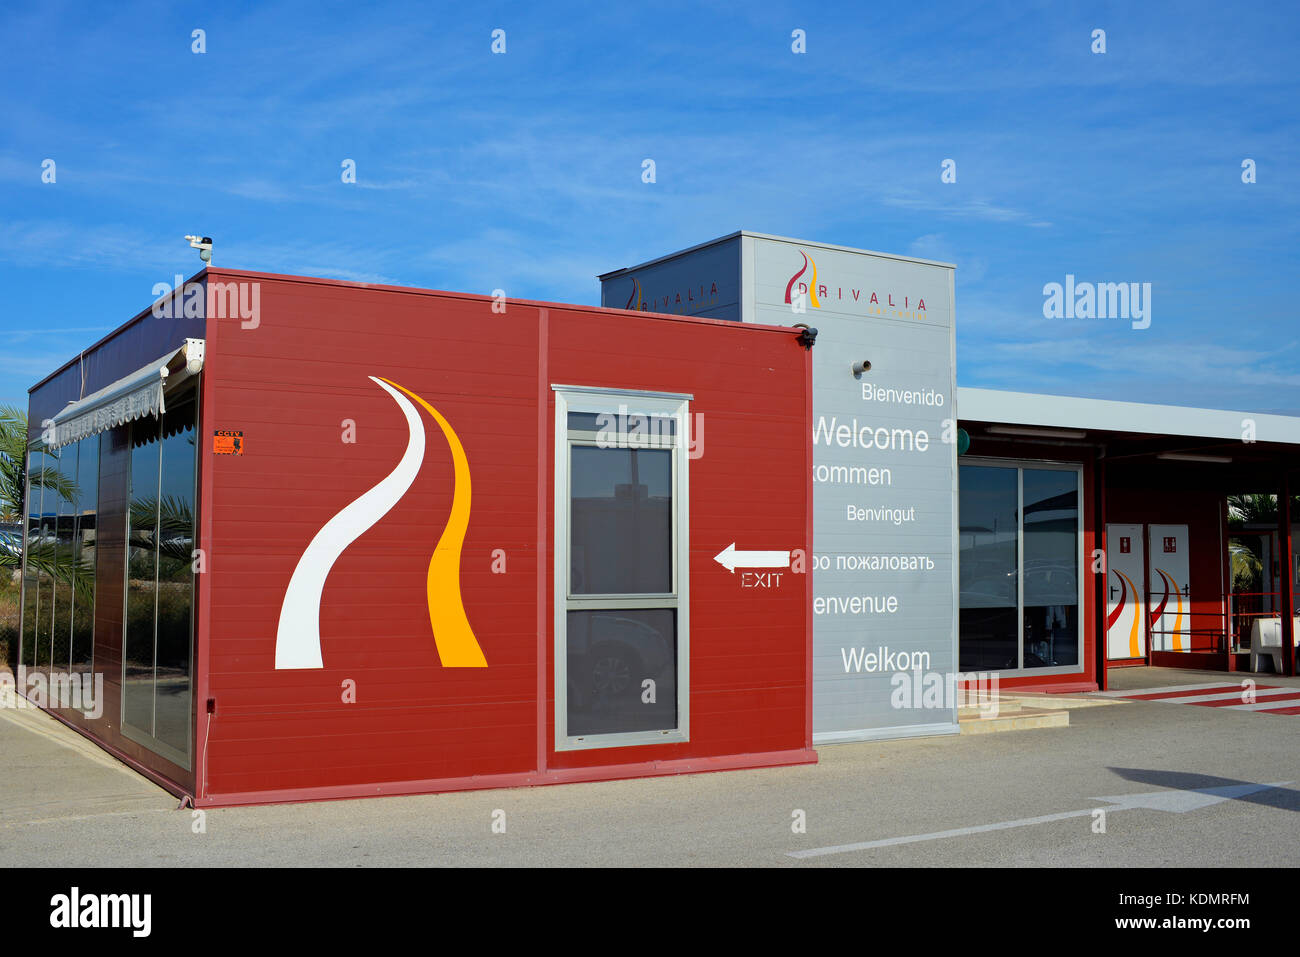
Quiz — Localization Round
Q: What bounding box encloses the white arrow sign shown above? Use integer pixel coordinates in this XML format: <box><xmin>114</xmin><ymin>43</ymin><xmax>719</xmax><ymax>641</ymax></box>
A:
<box><xmin>714</xmin><ymin>543</ymin><xmax>791</xmax><ymax>574</ymax></box>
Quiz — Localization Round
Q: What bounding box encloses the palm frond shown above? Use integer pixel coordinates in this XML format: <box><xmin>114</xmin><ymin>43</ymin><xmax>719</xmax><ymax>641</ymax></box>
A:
<box><xmin>12</xmin><ymin>541</ymin><xmax>95</xmax><ymax>605</ymax></box>
<box><xmin>0</xmin><ymin>406</ymin><xmax>80</xmax><ymax>517</ymax></box>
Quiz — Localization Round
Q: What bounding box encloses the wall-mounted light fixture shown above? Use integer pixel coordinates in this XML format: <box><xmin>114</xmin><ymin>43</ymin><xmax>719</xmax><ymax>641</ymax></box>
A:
<box><xmin>1156</xmin><ymin>452</ymin><xmax>1232</xmax><ymax>464</ymax></box>
<box><xmin>986</xmin><ymin>425</ymin><xmax>1087</xmax><ymax>440</ymax></box>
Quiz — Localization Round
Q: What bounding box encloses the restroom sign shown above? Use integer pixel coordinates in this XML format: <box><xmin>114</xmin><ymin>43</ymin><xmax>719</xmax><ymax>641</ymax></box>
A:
<box><xmin>1120</xmin><ymin>537</ymin><xmax>1131</xmax><ymax>553</ymax></box>
<box><xmin>1163</xmin><ymin>537</ymin><xmax>1177</xmax><ymax>553</ymax></box>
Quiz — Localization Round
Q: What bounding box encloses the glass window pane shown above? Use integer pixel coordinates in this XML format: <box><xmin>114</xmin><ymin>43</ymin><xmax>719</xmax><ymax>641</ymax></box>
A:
<box><xmin>567</xmin><ymin>411</ymin><xmax>676</xmax><ymax>440</ymax></box>
<box><xmin>124</xmin><ymin>418</ymin><xmax>160</xmax><ymax>736</ymax></box>
<box><xmin>21</xmin><ymin>450</ymin><xmax>42</xmax><ymax>670</ymax></box>
<box><xmin>959</xmin><ymin>465</ymin><xmax>1019</xmax><ymax>671</ymax></box>
<box><xmin>570</xmin><ymin>446</ymin><xmax>672</xmax><ymax>594</ymax></box>
<box><xmin>50</xmin><ymin>444</ymin><xmax>77</xmax><ymax>676</ymax></box>
<box><xmin>1022</xmin><ymin>469</ymin><xmax>1079</xmax><ymax>668</ymax></box>
<box><xmin>32</xmin><ymin>448</ymin><xmax>53</xmax><ymax>669</ymax></box>
<box><xmin>154</xmin><ymin>393</ymin><xmax>196</xmax><ymax>755</ymax></box>
<box><xmin>19</xmin><ymin>554</ymin><xmax>37</xmax><ymax>670</ymax></box>
<box><xmin>71</xmin><ymin>435</ymin><xmax>99</xmax><ymax>677</ymax></box>
<box><xmin>566</xmin><ymin>609</ymin><xmax>677</xmax><ymax>736</ymax></box>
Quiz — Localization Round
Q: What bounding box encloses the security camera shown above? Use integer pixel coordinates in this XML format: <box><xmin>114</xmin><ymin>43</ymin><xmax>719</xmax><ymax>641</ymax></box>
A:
<box><xmin>853</xmin><ymin>360</ymin><xmax>872</xmax><ymax>376</ymax></box>
<box><xmin>792</xmin><ymin>323</ymin><xmax>818</xmax><ymax>350</ymax></box>
<box><xmin>184</xmin><ymin>235</ymin><xmax>213</xmax><ymax>264</ymax></box>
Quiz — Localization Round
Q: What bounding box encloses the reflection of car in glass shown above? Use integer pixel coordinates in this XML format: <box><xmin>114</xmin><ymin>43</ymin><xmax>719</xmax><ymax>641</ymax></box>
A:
<box><xmin>24</xmin><ymin>528</ymin><xmax>58</xmax><ymax>549</ymax></box>
<box><xmin>1022</xmin><ymin>560</ymin><xmax>1077</xmax><ymax>603</ymax></box>
<box><xmin>958</xmin><ymin>606</ymin><xmax>1019</xmax><ymax>671</ymax></box>
<box><xmin>567</xmin><ymin>614</ymin><xmax>673</xmax><ymax>711</ymax></box>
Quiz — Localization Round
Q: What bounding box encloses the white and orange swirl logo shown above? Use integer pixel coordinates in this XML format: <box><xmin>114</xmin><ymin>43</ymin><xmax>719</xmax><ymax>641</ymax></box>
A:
<box><xmin>274</xmin><ymin>375</ymin><xmax>487</xmax><ymax>670</ymax></box>
<box><xmin>784</xmin><ymin>250</ymin><xmax>821</xmax><ymax>308</ymax></box>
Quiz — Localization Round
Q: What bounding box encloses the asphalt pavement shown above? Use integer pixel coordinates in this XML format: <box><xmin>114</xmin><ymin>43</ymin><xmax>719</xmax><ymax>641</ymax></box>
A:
<box><xmin>1</xmin><ymin>667</ymin><xmax>1296</xmax><ymax>867</ymax></box>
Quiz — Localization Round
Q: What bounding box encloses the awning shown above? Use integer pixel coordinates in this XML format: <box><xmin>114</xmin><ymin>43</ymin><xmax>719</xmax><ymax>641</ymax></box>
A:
<box><xmin>47</xmin><ymin>338</ymin><xmax>205</xmax><ymax>449</ymax></box>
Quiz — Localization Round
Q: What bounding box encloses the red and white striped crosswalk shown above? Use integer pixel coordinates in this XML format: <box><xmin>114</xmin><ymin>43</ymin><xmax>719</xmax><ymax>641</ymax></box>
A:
<box><xmin>1094</xmin><ymin>682</ymin><xmax>1300</xmax><ymax>716</ymax></box>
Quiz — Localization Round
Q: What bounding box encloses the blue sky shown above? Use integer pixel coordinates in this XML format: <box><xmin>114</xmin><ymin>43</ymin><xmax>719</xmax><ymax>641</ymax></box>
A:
<box><xmin>1</xmin><ymin>0</ymin><xmax>1297</xmax><ymax>411</ymax></box>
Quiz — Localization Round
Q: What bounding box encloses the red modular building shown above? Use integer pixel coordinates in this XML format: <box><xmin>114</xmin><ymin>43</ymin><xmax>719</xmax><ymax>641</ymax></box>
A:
<box><xmin>16</xmin><ymin>269</ymin><xmax>816</xmax><ymax>806</ymax></box>
<box><xmin>20</xmin><ymin>258</ymin><xmax>1300</xmax><ymax>806</ymax></box>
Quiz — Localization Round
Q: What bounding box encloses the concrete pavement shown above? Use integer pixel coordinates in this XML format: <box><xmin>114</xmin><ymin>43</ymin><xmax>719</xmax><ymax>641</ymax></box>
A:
<box><xmin>1</xmin><ymin>668</ymin><xmax>1296</xmax><ymax>867</ymax></box>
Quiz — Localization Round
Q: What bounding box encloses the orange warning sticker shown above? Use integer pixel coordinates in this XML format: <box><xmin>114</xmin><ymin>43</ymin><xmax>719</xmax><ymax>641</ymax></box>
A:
<box><xmin>214</xmin><ymin>430</ymin><xmax>244</xmax><ymax>455</ymax></box>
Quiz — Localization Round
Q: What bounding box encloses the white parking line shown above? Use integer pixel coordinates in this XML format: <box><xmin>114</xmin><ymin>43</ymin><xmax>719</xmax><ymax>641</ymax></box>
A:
<box><xmin>788</xmin><ymin>808</ymin><xmax>1095</xmax><ymax>858</ymax></box>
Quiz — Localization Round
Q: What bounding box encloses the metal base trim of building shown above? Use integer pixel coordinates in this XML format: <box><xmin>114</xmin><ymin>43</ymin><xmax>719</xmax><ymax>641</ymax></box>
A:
<box><xmin>194</xmin><ymin>748</ymin><xmax>820</xmax><ymax>808</ymax></box>
<box><xmin>813</xmin><ymin>722</ymin><xmax>961</xmax><ymax>745</ymax></box>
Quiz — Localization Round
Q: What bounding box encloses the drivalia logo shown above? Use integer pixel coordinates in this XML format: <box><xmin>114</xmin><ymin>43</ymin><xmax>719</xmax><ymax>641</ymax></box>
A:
<box><xmin>274</xmin><ymin>375</ymin><xmax>487</xmax><ymax>670</ymax></box>
<box><xmin>784</xmin><ymin>250</ymin><xmax>821</xmax><ymax>308</ymax></box>
<box><xmin>620</xmin><ymin>275</ymin><xmax>720</xmax><ymax>313</ymax></box>
<box><xmin>784</xmin><ymin>249</ymin><xmax>928</xmax><ymax>317</ymax></box>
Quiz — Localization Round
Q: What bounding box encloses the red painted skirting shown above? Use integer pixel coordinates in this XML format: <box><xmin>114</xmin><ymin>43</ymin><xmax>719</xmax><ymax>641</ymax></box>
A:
<box><xmin>1150</xmin><ymin>651</ymin><xmax>1227</xmax><ymax>670</ymax></box>
<box><xmin>195</xmin><ymin>748</ymin><xmax>819</xmax><ymax>808</ymax></box>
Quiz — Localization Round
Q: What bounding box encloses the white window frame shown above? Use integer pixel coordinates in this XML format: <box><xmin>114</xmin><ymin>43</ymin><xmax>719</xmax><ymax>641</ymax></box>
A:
<box><xmin>552</xmin><ymin>385</ymin><xmax>692</xmax><ymax>751</ymax></box>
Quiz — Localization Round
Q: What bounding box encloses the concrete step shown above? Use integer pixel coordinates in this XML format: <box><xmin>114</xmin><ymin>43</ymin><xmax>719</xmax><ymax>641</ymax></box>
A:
<box><xmin>958</xmin><ymin>706</ymin><xmax>1070</xmax><ymax>735</ymax></box>
<box><xmin>958</xmin><ymin>703</ymin><xmax>1021</xmax><ymax>718</ymax></box>
<box><xmin>1010</xmin><ymin>693</ymin><xmax>1124</xmax><ymax>710</ymax></box>
<box><xmin>957</xmin><ymin>695</ymin><xmax>1023</xmax><ymax>718</ymax></box>
<box><xmin>958</xmin><ymin>692</ymin><xmax>1125</xmax><ymax>720</ymax></box>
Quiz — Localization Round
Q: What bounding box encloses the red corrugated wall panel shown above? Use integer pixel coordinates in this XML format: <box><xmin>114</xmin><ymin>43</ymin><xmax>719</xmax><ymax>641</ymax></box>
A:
<box><xmin>196</xmin><ymin>271</ymin><xmax>812</xmax><ymax>803</ymax></box>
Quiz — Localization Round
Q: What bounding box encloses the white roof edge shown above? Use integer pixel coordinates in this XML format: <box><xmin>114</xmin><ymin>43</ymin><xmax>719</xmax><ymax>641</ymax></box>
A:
<box><xmin>597</xmin><ymin>230</ymin><xmax>956</xmax><ymax>279</ymax></box>
<box><xmin>737</xmin><ymin>232</ymin><xmax>957</xmax><ymax>269</ymax></box>
<box><xmin>957</xmin><ymin>387</ymin><xmax>1300</xmax><ymax>446</ymax></box>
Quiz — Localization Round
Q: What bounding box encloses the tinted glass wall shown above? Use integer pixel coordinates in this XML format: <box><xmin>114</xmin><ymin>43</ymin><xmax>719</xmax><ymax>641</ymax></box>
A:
<box><xmin>957</xmin><ymin>466</ymin><xmax>1018</xmax><ymax>671</ymax></box>
<box><xmin>1021</xmin><ymin>469</ymin><xmax>1080</xmax><ymax>669</ymax></box>
<box><xmin>958</xmin><ymin>462</ymin><xmax>1081</xmax><ymax>672</ymax></box>
<box><xmin>19</xmin><ymin>434</ymin><xmax>99</xmax><ymax>699</ymax></box>
<box><xmin>123</xmin><ymin>389</ymin><xmax>198</xmax><ymax>765</ymax></box>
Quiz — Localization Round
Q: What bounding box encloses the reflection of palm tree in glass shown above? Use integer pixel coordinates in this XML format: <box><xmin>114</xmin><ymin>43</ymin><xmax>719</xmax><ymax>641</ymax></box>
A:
<box><xmin>1230</xmin><ymin>541</ymin><xmax>1263</xmax><ymax>590</ymax></box>
<box><xmin>14</xmin><ymin>461</ymin><xmax>92</xmax><ymax>605</ymax></box>
<box><xmin>129</xmin><ymin>496</ymin><xmax>194</xmax><ymax>569</ymax></box>
<box><xmin>1</xmin><ymin>406</ymin><xmax>74</xmax><ymax>538</ymax></box>
<box><xmin>129</xmin><ymin>495</ymin><xmax>194</xmax><ymax>682</ymax></box>
<box><xmin>1228</xmin><ymin>494</ymin><xmax>1279</xmax><ymax>527</ymax></box>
